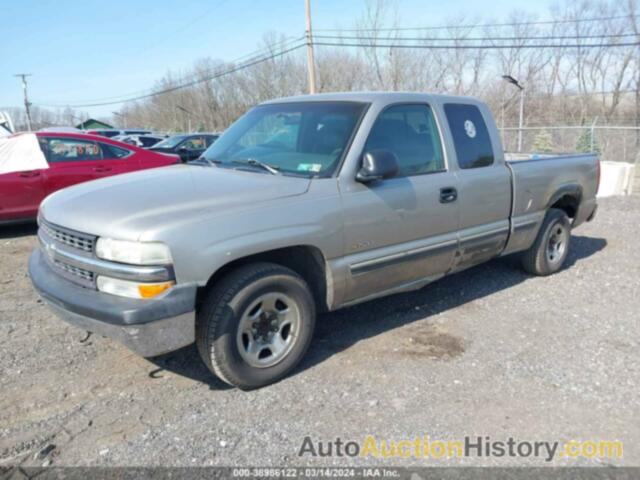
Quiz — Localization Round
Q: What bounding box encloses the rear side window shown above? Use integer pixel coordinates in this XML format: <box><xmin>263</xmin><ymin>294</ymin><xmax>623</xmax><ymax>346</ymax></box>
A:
<box><xmin>444</xmin><ymin>104</ymin><xmax>494</xmax><ymax>169</ymax></box>
<box><xmin>101</xmin><ymin>143</ymin><xmax>131</xmax><ymax>159</ymax></box>
<box><xmin>365</xmin><ymin>104</ymin><xmax>445</xmax><ymax>177</ymax></box>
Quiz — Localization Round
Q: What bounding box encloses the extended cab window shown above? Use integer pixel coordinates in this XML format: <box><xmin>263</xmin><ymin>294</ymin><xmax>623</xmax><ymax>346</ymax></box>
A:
<box><xmin>444</xmin><ymin>103</ymin><xmax>494</xmax><ymax>169</ymax></box>
<box><xmin>365</xmin><ymin>104</ymin><xmax>445</xmax><ymax>177</ymax></box>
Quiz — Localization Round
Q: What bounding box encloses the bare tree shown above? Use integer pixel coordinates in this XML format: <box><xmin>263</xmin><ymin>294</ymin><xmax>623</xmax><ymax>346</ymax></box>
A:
<box><xmin>71</xmin><ymin>0</ymin><xmax>636</xmax><ymax>145</ymax></box>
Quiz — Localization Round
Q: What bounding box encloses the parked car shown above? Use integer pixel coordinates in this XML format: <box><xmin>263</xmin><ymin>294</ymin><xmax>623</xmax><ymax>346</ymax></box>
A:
<box><xmin>114</xmin><ymin>134</ymin><xmax>166</xmax><ymax>148</ymax></box>
<box><xmin>149</xmin><ymin>133</ymin><xmax>219</xmax><ymax>162</ymax></box>
<box><xmin>39</xmin><ymin>127</ymin><xmax>83</xmax><ymax>133</ymax></box>
<box><xmin>0</xmin><ymin>132</ymin><xmax>180</xmax><ymax>223</ymax></box>
<box><xmin>30</xmin><ymin>93</ymin><xmax>599</xmax><ymax>389</ymax></box>
<box><xmin>87</xmin><ymin>129</ymin><xmax>153</xmax><ymax>138</ymax></box>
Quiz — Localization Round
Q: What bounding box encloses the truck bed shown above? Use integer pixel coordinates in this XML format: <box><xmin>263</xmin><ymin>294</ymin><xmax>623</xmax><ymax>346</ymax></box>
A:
<box><xmin>502</xmin><ymin>152</ymin><xmax>599</xmax><ymax>255</ymax></box>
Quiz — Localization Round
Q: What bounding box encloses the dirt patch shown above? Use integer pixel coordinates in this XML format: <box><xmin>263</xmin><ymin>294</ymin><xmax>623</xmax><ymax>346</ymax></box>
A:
<box><xmin>401</xmin><ymin>325</ymin><xmax>465</xmax><ymax>360</ymax></box>
<box><xmin>0</xmin><ymin>196</ymin><xmax>638</xmax><ymax>467</ymax></box>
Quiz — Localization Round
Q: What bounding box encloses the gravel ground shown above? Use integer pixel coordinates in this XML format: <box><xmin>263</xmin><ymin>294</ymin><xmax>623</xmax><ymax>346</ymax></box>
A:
<box><xmin>0</xmin><ymin>195</ymin><xmax>638</xmax><ymax>469</ymax></box>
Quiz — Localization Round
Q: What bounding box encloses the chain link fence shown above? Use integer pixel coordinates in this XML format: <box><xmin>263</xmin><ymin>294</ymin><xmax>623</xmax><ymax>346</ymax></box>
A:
<box><xmin>499</xmin><ymin>126</ymin><xmax>640</xmax><ymax>165</ymax></box>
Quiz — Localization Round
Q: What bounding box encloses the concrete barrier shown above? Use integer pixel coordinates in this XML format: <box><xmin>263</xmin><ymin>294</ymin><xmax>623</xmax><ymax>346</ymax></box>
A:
<box><xmin>597</xmin><ymin>161</ymin><xmax>635</xmax><ymax>197</ymax></box>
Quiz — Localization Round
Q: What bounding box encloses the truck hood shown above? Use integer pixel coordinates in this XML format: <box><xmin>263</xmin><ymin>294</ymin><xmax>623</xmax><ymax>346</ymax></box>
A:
<box><xmin>40</xmin><ymin>165</ymin><xmax>311</xmax><ymax>240</ymax></box>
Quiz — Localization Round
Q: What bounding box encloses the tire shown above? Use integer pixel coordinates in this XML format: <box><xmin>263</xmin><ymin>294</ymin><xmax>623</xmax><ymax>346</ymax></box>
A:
<box><xmin>521</xmin><ymin>208</ymin><xmax>571</xmax><ymax>276</ymax></box>
<box><xmin>196</xmin><ymin>262</ymin><xmax>316</xmax><ymax>389</ymax></box>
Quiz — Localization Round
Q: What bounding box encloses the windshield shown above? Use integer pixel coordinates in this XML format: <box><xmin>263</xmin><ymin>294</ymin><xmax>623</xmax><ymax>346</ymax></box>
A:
<box><xmin>201</xmin><ymin>102</ymin><xmax>367</xmax><ymax>177</ymax></box>
<box><xmin>153</xmin><ymin>135</ymin><xmax>187</xmax><ymax>149</ymax></box>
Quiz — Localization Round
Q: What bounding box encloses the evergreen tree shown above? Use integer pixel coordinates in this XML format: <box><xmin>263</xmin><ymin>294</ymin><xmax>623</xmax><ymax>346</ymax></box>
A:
<box><xmin>532</xmin><ymin>130</ymin><xmax>554</xmax><ymax>153</ymax></box>
<box><xmin>576</xmin><ymin>128</ymin><xmax>601</xmax><ymax>154</ymax></box>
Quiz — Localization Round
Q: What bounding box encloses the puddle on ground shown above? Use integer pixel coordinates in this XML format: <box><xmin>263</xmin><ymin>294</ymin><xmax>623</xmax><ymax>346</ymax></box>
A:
<box><xmin>400</xmin><ymin>325</ymin><xmax>465</xmax><ymax>360</ymax></box>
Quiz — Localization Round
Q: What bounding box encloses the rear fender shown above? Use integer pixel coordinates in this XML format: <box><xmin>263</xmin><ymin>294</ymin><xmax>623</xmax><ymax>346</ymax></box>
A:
<box><xmin>546</xmin><ymin>184</ymin><xmax>582</xmax><ymax>212</ymax></box>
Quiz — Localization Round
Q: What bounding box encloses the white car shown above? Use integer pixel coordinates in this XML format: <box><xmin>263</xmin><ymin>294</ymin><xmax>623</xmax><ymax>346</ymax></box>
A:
<box><xmin>113</xmin><ymin>134</ymin><xmax>166</xmax><ymax>148</ymax></box>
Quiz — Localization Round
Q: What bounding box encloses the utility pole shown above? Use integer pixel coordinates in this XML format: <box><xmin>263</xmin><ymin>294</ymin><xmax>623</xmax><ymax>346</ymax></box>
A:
<box><xmin>304</xmin><ymin>0</ymin><xmax>317</xmax><ymax>94</ymax></box>
<box><xmin>517</xmin><ymin>87</ymin><xmax>524</xmax><ymax>152</ymax></box>
<box><xmin>14</xmin><ymin>73</ymin><xmax>33</xmax><ymax>131</ymax></box>
<box><xmin>177</xmin><ymin>105</ymin><xmax>192</xmax><ymax>132</ymax></box>
<box><xmin>112</xmin><ymin>111</ymin><xmax>127</xmax><ymax>129</ymax></box>
<box><xmin>502</xmin><ymin>75</ymin><xmax>525</xmax><ymax>152</ymax></box>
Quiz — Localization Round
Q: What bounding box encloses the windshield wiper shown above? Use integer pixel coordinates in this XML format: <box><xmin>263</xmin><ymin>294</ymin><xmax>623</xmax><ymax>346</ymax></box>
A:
<box><xmin>231</xmin><ymin>158</ymin><xmax>280</xmax><ymax>175</ymax></box>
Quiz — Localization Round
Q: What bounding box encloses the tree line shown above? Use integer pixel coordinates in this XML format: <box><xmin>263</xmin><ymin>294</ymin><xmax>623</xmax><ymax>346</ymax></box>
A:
<box><xmin>4</xmin><ymin>0</ymin><xmax>639</xmax><ymax>152</ymax></box>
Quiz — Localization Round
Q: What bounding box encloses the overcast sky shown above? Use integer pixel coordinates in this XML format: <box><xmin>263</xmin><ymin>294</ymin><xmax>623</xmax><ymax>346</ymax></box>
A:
<box><xmin>0</xmin><ymin>0</ymin><xmax>552</xmax><ymax>118</ymax></box>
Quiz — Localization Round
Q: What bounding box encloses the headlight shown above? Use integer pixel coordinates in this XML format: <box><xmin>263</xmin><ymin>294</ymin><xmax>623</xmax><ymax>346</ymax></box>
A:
<box><xmin>97</xmin><ymin>276</ymin><xmax>174</xmax><ymax>299</ymax></box>
<box><xmin>96</xmin><ymin>238</ymin><xmax>172</xmax><ymax>265</ymax></box>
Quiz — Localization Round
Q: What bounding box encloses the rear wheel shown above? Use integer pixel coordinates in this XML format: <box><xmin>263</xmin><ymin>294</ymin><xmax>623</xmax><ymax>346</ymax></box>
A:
<box><xmin>521</xmin><ymin>208</ymin><xmax>571</xmax><ymax>276</ymax></box>
<box><xmin>196</xmin><ymin>263</ymin><xmax>316</xmax><ymax>389</ymax></box>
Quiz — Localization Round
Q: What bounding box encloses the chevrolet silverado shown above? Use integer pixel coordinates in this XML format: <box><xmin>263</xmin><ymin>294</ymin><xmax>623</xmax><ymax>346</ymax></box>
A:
<box><xmin>29</xmin><ymin>93</ymin><xmax>599</xmax><ymax>389</ymax></box>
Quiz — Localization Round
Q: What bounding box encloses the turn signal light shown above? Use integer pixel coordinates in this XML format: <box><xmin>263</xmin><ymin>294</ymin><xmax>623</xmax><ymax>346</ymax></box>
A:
<box><xmin>138</xmin><ymin>282</ymin><xmax>174</xmax><ymax>299</ymax></box>
<box><xmin>97</xmin><ymin>276</ymin><xmax>174</xmax><ymax>299</ymax></box>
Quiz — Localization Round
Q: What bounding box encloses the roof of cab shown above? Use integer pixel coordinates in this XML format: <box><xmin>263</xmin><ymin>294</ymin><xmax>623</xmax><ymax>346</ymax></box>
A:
<box><xmin>260</xmin><ymin>91</ymin><xmax>485</xmax><ymax>107</ymax></box>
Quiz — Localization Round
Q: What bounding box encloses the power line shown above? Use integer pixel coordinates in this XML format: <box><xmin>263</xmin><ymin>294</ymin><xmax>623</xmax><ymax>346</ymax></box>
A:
<box><xmin>314</xmin><ymin>14</ymin><xmax>640</xmax><ymax>32</ymax></box>
<box><xmin>36</xmin><ymin>43</ymin><xmax>306</xmax><ymax>108</ymax></box>
<box><xmin>32</xmin><ymin>0</ymin><xmax>231</xmax><ymax>106</ymax></box>
<box><xmin>312</xmin><ymin>40</ymin><xmax>640</xmax><ymax>49</ymax></box>
<box><xmin>29</xmin><ymin>12</ymin><xmax>640</xmax><ymax>111</ymax></box>
<box><xmin>35</xmin><ymin>36</ymin><xmax>305</xmax><ymax>107</ymax></box>
<box><xmin>216</xmin><ymin>35</ymin><xmax>305</xmax><ymax>67</ymax></box>
<box><xmin>314</xmin><ymin>32</ymin><xmax>640</xmax><ymax>42</ymax></box>
<box><xmin>136</xmin><ymin>0</ymin><xmax>231</xmax><ymax>56</ymax></box>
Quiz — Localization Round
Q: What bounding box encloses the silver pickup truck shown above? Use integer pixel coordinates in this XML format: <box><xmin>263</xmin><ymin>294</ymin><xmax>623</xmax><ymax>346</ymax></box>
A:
<box><xmin>29</xmin><ymin>92</ymin><xmax>599</xmax><ymax>389</ymax></box>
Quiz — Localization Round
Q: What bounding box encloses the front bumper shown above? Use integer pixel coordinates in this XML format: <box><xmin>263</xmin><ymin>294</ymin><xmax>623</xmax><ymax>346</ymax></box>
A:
<box><xmin>29</xmin><ymin>249</ymin><xmax>197</xmax><ymax>357</ymax></box>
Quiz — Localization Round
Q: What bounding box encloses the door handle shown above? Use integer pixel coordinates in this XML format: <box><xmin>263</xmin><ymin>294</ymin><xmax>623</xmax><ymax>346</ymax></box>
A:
<box><xmin>439</xmin><ymin>187</ymin><xmax>458</xmax><ymax>203</ymax></box>
<box><xmin>18</xmin><ymin>171</ymin><xmax>40</xmax><ymax>178</ymax></box>
<box><xmin>93</xmin><ymin>167</ymin><xmax>112</xmax><ymax>173</ymax></box>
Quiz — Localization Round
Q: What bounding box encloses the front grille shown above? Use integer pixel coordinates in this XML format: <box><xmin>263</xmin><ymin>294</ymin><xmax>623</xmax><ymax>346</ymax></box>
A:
<box><xmin>40</xmin><ymin>221</ymin><xmax>95</xmax><ymax>253</ymax></box>
<box><xmin>53</xmin><ymin>260</ymin><xmax>95</xmax><ymax>282</ymax></box>
<box><xmin>39</xmin><ymin>218</ymin><xmax>97</xmax><ymax>288</ymax></box>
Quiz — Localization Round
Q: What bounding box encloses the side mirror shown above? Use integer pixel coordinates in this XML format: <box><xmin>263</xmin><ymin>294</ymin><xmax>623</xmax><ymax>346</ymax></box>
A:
<box><xmin>178</xmin><ymin>146</ymin><xmax>188</xmax><ymax>152</ymax></box>
<box><xmin>356</xmin><ymin>150</ymin><xmax>399</xmax><ymax>183</ymax></box>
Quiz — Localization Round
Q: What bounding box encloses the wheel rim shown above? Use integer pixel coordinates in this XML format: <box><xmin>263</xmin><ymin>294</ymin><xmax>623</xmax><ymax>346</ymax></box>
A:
<box><xmin>236</xmin><ymin>292</ymin><xmax>301</xmax><ymax>368</ymax></box>
<box><xmin>546</xmin><ymin>222</ymin><xmax>568</xmax><ymax>265</ymax></box>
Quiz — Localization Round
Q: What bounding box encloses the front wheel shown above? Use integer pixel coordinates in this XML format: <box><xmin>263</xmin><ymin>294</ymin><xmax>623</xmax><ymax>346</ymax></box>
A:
<box><xmin>196</xmin><ymin>263</ymin><xmax>316</xmax><ymax>389</ymax></box>
<box><xmin>521</xmin><ymin>208</ymin><xmax>571</xmax><ymax>276</ymax></box>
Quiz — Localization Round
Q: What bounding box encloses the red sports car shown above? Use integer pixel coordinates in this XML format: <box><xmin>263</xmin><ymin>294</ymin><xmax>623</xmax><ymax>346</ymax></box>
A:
<box><xmin>0</xmin><ymin>132</ymin><xmax>180</xmax><ymax>224</ymax></box>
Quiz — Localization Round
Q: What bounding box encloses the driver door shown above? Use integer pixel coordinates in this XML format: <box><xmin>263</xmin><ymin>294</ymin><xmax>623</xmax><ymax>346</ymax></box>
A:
<box><xmin>339</xmin><ymin>103</ymin><xmax>460</xmax><ymax>303</ymax></box>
